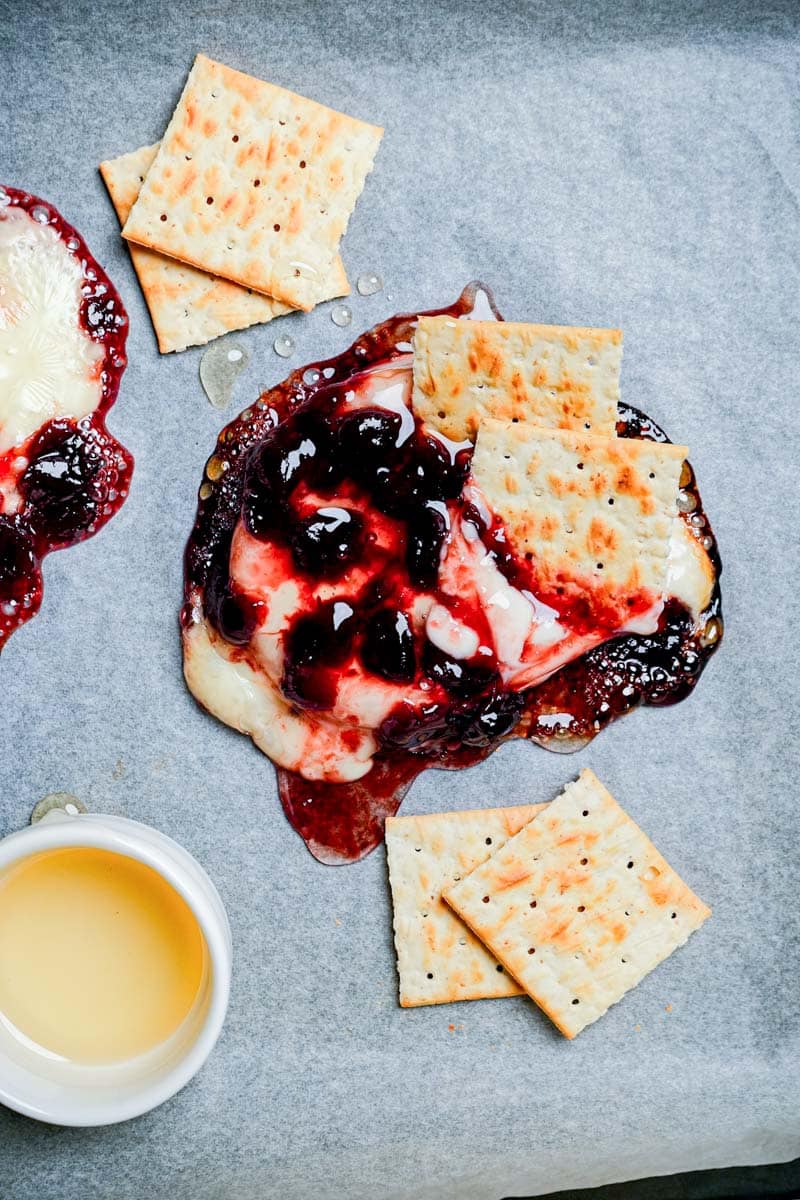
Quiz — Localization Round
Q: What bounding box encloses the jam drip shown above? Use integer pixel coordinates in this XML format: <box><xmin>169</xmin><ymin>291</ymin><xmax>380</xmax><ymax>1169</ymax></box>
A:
<box><xmin>184</xmin><ymin>283</ymin><xmax>723</xmax><ymax>864</ymax></box>
<box><xmin>0</xmin><ymin>187</ymin><xmax>133</xmax><ymax>650</ymax></box>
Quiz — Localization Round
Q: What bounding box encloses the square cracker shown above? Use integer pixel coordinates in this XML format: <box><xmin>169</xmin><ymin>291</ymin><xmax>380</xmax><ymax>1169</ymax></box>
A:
<box><xmin>412</xmin><ymin>316</ymin><xmax>622</xmax><ymax>440</ymax></box>
<box><xmin>385</xmin><ymin>803</ymin><xmax>547</xmax><ymax>1007</ymax></box>
<box><xmin>100</xmin><ymin>143</ymin><xmax>348</xmax><ymax>353</ymax></box>
<box><xmin>443</xmin><ymin>769</ymin><xmax>711</xmax><ymax>1037</ymax></box>
<box><xmin>121</xmin><ymin>54</ymin><xmax>383</xmax><ymax>311</ymax></box>
<box><xmin>471</xmin><ymin>419</ymin><xmax>687</xmax><ymax>598</ymax></box>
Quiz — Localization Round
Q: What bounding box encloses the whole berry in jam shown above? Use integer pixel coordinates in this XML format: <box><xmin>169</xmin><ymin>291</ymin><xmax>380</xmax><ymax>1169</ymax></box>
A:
<box><xmin>406</xmin><ymin>503</ymin><xmax>448</xmax><ymax>588</ymax></box>
<box><xmin>282</xmin><ymin>600</ymin><xmax>357</xmax><ymax>709</ymax></box>
<box><xmin>336</xmin><ymin>408</ymin><xmax>404</xmax><ymax>484</ymax></box>
<box><xmin>0</xmin><ymin>518</ymin><xmax>37</xmax><ymax>601</ymax></box>
<box><xmin>289</xmin><ymin>506</ymin><xmax>363</xmax><ymax>577</ymax></box>
<box><xmin>21</xmin><ymin>424</ymin><xmax>102</xmax><ymax>540</ymax></box>
<box><xmin>361</xmin><ymin>608</ymin><xmax>416</xmax><ymax>683</ymax></box>
<box><xmin>422</xmin><ymin>641</ymin><xmax>497</xmax><ymax>699</ymax></box>
<box><xmin>457</xmin><ymin>688</ymin><xmax>525</xmax><ymax>746</ymax></box>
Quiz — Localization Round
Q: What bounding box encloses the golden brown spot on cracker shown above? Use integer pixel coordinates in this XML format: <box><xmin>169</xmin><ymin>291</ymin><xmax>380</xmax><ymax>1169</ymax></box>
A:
<box><xmin>203</xmin><ymin>118</ymin><xmax>217</xmax><ymax>138</ymax></box>
<box><xmin>287</xmin><ymin>199</ymin><xmax>303</xmax><ymax>235</ymax></box>
<box><xmin>587</xmin><ymin>517</ymin><xmax>619</xmax><ymax>557</ymax></box>
<box><xmin>494</xmin><ymin>867</ymin><xmax>533</xmax><ymax>892</ymax></box>
<box><xmin>178</xmin><ymin>166</ymin><xmax>198</xmax><ymax>196</ymax></box>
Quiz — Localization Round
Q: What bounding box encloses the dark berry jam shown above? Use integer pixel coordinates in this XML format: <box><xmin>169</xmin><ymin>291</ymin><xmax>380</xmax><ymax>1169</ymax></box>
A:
<box><xmin>0</xmin><ymin>187</ymin><xmax>133</xmax><ymax>650</ymax></box>
<box><xmin>184</xmin><ymin>282</ymin><xmax>723</xmax><ymax>864</ymax></box>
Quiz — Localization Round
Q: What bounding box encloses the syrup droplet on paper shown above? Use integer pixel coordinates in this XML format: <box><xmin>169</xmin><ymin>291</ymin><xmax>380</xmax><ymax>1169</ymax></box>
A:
<box><xmin>303</xmin><ymin>367</ymin><xmax>322</xmax><ymax>385</ymax></box>
<box><xmin>199</xmin><ymin>340</ymin><xmax>251</xmax><ymax>410</ymax></box>
<box><xmin>31</xmin><ymin>205</ymin><xmax>50</xmax><ymax>224</ymax></box>
<box><xmin>331</xmin><ymin>304</ymin><xmax>352</xmax><ymax>327</ymax></box>
<box><xmin>273</xmin><ymin>334</ymin><xmax>295</xmax><ymax>358</ymax></box>
<box><xmin>356</xmin><ymin>272</ymin><xmax>383</xmax><ymax>296</ymax></box>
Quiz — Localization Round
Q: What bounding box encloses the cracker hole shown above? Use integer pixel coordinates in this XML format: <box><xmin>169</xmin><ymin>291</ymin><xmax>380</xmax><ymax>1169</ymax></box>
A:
<box><xmin>453</xmin><ymin>875</ymin><xmax>461</xmax><ymax>882</ymax></box>
<box><xmin>571</xmin><ymin>998</ymin><xmax>580</xmax><ymax>1005</ymax></box>
<box><xmin>671</xmin><ymin>911</ymin><xmax>677</xmax><ymax>919</ymax></box>
<box><xmin>485</xmin><ymin>837</ymin><xmax>492</xmax><ymax>845</ymax></box>
<box><xmin>232</xmin><ymin>134</ymin><xmax>239</xmax><ymax>142</ymax></box>
<box><xmin>649</xmin><ymin>472</ymin><xmax>656</xmax><ymax>479</ymax></box>
<box><xmin>426</xmin><ymin>972</ymin><xmax>433</xmax><ymax>979</ymax></box>
<box><xmin>279</xmin><ymin>119</ymin><xmax>286</xmax><ymax>126</ymax></box>
<box><xmin>529</xmin><ymin>900</ymin><xmax>537</xmax><ymax>908</ymax></box>
<box><xmin>621</xmin><ymin>958</ymin><xmax>627</xmax><ymax>963</ymax></box>
<box><xmin>580</xmin><ymin>858</ymin><xmax>588</xmax><ymax>865</ymax></box>
<box><xmin>577</xmin><ymin>905</ymin><xmax>586</xmax><ymax>912</ymax></box>
<box><xmin>608</xmin><ymin>497</ymin><xmax>615</xmax><ymax>505</ymax></box>
<box><xmin>254</xmin><ymin>179</ymin><xmax>261</xmax><ymax>188</ymax></box>
<box><xmin>627</xmin><ymin>861</ymin><xmax>634</xmax><ymax>869</ymax></box>
<box><xmin>184</xmin><ymin>154</ymin><xmax>192</xmax><ymax>161</ymax></box>
<box><xmin>576</xmin><ymin>462</ymin><xmax>584</xmax><ymax>470</ymax></box>
<box><xmin>459</xmin><ymin>938</ymin><xmax>467</xmax><ymax>946</ymax></box>
<box><xmin>299</xmin><ymin>159</ymin><xmax>307</xmax><ymax>168</ymax></box>
<box><xmin>528</xmin><ymin>947</ymin><xmax>536</xmax><ymax>955</ymax></box>
<box><xmin>274</xmin><ymin>223</ymin><xmax>281</xmax><ymax>231</ymax></box>
<box><xmin>160</xmin><ymin>214</ymin><xmax>167</xmax><ymax>221</ymax></box>
<box><xmin>596</xmin><ymin>562</ymin><xmax>604</xmax><ymax>570</ymax></box>
<box><xmin>414</xmin><ymin>847</ymin><xmax>421</xmax><ymax>853</ymax></box>
<box><xmin>138</xmin><ymin>175</ymin><xmax>145</xmax><ymax>183</ymax></box>
<box><xmin>495</xmin><ymin>965</ymin><xmax>503</xmax><ymax>973</ymax></box>
<box><xmin>438</xmin><ymin>410</ymin><xmax>446</xmax><ymax>419</ymax></box>
<box><xmin>482</xmin><ymin>895</ymin><xmax>490</xmax><ymax>903</ymax></box>
<box><xmin>585</xmin><ymin>422</ymin><xmax>591</xmax><ymax>430</ymax></box>
<box><xmin>206</xmin><ymin>196</ymin><xmax>214</xmax><ymax>205</ymax></box>
<box><xmin>582</xmin><ymin>810</ymin><xmax>589</xmax><ymax>817</ymax></box>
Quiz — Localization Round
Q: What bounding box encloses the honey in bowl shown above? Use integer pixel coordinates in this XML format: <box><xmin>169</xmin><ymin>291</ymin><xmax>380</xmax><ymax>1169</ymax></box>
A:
<box><xmin>0</xmin><ymin>847</ymin><xmax>207</xmax><ymax>1065</ymax></box>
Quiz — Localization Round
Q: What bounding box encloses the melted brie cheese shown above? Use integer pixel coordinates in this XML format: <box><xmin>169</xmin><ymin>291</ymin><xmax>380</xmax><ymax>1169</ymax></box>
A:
<box><xmin>183</xmin><ymin>615</ymin><xmax>376</xmax><ymax>783</ymax></box>
<box><xmin>0</xmin><ymin>209</ymin><xmax>104</xmax><ymax>459</ymax></box>
<box><xmin>185</xmin><ymin>356</ymin><xmax>717</xmax><ymax>783</ymax></box>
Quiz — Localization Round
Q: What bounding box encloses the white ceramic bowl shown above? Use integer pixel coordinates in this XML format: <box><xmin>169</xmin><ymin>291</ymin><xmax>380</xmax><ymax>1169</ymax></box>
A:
<box><xmin>0</xmin><ymin>810</ymin><xmax>231</xmax><ymax>1126</ymax></box>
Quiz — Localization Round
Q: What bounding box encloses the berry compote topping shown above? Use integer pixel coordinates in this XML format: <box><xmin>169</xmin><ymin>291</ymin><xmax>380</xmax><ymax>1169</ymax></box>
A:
<box><xmin>0</xmin><ymin>186</ymin><xmax>133</xmax><ymax>651</ymax></box>
<box><xmin>183</xmin><ymin>283</ymin><xmax>723</xmax><ymax>865</ymax></box>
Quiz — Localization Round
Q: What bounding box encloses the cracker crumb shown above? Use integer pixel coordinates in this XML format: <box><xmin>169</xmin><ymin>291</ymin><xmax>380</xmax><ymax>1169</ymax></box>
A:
<box><xmin>665</xmin><ymin>1003</ymin><xmax>673</xmax><ymax>1013</ymax></box>
<box><xmin>634</xmin><ymin>1023</ymin><xmax>642</xmax><ymax>1032</ymax></box>
<box><xmin>448</xmin><ymin>1023</ymin><xmax>455</xmax><ymax>1032</ymax></box>
<box><xmin>112</xmin><ymin>759</ymin><xmax>125</xmax><ymax>780</ymax></box>
<box><xmin>334</xmin><ymin>918</ymin><xmax>342</xmax><ymax>926</ymax></box>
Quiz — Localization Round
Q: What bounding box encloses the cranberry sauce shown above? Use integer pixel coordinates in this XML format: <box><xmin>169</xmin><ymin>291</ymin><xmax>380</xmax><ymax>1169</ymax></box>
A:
<box><xmin>0</xmin><ymin>187</ymin><xmax>133</xmax><ymax>650</ymax></box>
<box><xmin>184</xmin><ymin>283</ymin><xmax>723</xmax><ymax>863</ymax></box>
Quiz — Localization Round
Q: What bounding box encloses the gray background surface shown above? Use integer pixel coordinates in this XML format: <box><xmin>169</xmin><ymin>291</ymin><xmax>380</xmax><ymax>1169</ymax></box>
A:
<box><xmin>2</xmin><ymin>1</ymin><xmax>799</xmax><ymax>1197</ymax></box>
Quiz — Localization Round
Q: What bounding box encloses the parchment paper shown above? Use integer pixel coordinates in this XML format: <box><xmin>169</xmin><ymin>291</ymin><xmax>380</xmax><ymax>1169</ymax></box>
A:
<box><xmin>1</xmin><ymin>1</ymin><xmax>799</xmax><ymax>1197</ymax></box>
